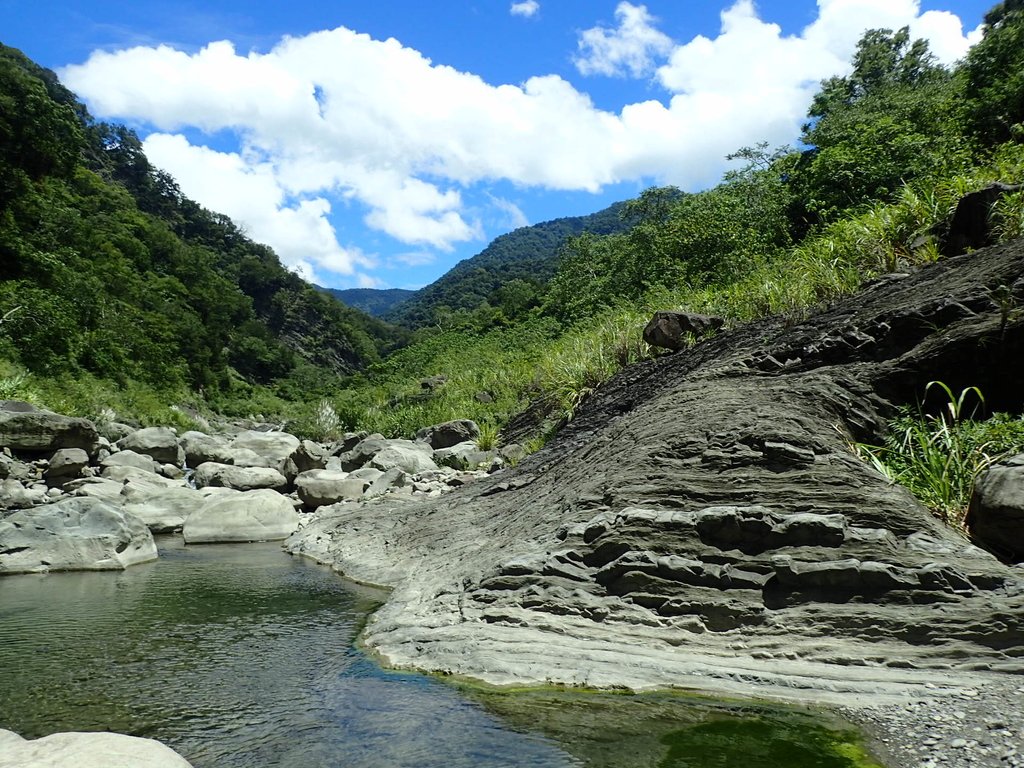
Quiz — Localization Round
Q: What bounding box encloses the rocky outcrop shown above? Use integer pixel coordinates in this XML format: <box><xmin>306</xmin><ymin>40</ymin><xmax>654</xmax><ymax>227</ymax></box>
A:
<box><xmin>968</xmin><ymin>454</ymin><xmax>1024</xmax><ymax>563</ymax></box>
<box><xmin>0</xmin><ymin>404</ymin><xmax>99</xmax><ymax>455</ymax></box>
<box><xmin>0</xmin><ymin>497</ymin><xmax>157</xmax><ymax>573</ymax></box>
<box><xmin>0</xmin><ymin>729</ymin><xmax>193</xmax><ymax>768</ymax></box>
<box><xmin>643</xmin><ymin>311</ymin><xmax>725</xmax><ymax>351</ymax></box>
<box><xmin>416</xmin><ymin>419</ymin><xmax>480</xmax><ymax>449</ymax></box>
<box><xmin>288</xmin><ymin>240</ymin><xmax>1024</xmax><ymax>701</ymax></box>
<box><xmin>183</xmin><ymin>488</ymin><xmax>300</xmax><ymax>543</ymax></box>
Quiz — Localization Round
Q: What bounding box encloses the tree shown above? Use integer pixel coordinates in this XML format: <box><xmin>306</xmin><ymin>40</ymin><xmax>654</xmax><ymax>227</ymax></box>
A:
<box><xmin>962</xmin><ymin>1</ymin><xmax>1024</xmax><ymax>145</ymax></box>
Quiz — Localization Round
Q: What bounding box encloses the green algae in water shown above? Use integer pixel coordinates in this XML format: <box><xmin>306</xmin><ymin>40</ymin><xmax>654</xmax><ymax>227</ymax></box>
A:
<box><xmin>460</xmin><ymin>688</ymin><xmax>883</xmax><ymax>768</ymax></box>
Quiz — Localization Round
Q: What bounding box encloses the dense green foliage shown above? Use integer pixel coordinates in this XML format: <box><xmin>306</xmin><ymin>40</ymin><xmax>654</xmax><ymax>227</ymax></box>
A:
<box><xmin>0</xmin><ymin>44</ymin><xmax>405</xmax><ymax>418</ymax></box>
<box><xmin>323</xmin><ymin>287</ymin><xmax>416</xmax><ymax>317</ymax></box>
<box><xmin>383</xmin><ymin>202</ymin><xmax>630</xmax><ymax>329</ymax></box>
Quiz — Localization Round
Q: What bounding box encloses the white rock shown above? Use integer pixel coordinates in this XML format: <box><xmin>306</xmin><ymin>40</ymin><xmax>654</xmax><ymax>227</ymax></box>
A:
<box><xmin>193</xmin><ymin>462</ymin><xmax>287</xmax><ymax>492</ymax></box>
<box><xmin>0</xmin><ymin>497</ymin><xmax>157</xmax><ymax>574</ymax></box>
<box><xmin>295</xmin><ymin>469</ymin><xmax>367</xmax><ymax>508</ymax></box>
<box><xmin>0</xmin><ymin>728</ymin><xmax>193</xmax><ymax>768</ymax></box>
<box><xmin>183</xmin><ymin>488</ymin><xmax>299</xmax><ymax>543</ymax></box>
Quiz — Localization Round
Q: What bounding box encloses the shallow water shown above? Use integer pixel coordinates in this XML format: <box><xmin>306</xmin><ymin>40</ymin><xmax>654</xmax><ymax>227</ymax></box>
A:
<box><xmin>0</xmin><ymin>538</ymin><xmax>880</xmax><ymax>767</ymax></box>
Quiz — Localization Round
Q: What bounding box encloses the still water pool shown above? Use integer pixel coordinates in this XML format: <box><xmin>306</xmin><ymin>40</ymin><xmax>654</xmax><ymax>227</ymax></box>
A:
<box><xmin>0</xmin><ymin>537</ymin><xmax>881</xmax><ymax>767</ymax></box>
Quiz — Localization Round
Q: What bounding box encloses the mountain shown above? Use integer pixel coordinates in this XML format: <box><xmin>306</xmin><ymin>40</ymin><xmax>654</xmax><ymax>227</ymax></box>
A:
<box><xmin>323</xmin><ymin>287</ymin><xmax>415</xmax><ymax>318</ymax></box>
<box><xmin>0</xmin><ymin>44</ymin><xmax>405</xmax><ymax>394</ymax></box>
<box><xmin>384</xmin><ymin>203</ymin><xmax>632</xmax><ymax>328</ymax></box>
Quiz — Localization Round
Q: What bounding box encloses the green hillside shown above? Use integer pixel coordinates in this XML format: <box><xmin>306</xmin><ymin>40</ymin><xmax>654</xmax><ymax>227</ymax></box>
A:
<box><xmin>323</xmin><ymin>287</ymin><xmax>416</xmax><ymax>317</ymax></box>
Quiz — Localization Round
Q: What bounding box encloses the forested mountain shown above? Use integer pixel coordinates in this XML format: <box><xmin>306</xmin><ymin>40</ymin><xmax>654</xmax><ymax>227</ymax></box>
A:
<box><xmin>322</xmin><ymin>287</ymin><xmax>415</xmax><ymax>317</ymax></box>
<box><xmin>383</xmin><ymin>202</ymin><xmax>631</xmax><ymax>328</ymax></box>
<box><xmin>0</xmin><ymin>44</ymin><xmax>406</xmax><ymax>398</ymax></box>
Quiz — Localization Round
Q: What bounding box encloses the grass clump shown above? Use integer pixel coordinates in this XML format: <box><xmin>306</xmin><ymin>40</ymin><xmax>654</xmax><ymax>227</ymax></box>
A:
<box><xmin>858</xmin><ymin>383</ymin><xmax>1024</xmax><ymax>530</ymax></box>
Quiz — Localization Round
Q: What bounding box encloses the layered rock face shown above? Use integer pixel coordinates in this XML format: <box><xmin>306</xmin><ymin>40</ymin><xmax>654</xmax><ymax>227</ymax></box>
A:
<box><xmin>288</xmin><ymin>241</ymin><xmax>1024</xmax><ymax>698</ymax></box>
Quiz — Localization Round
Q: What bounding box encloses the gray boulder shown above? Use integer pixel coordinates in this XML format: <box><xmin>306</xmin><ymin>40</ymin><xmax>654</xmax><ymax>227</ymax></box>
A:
<box><xmin>180</xmin><ymin>430</ymin><xmax>235</xmax><ymax>468</ymax></box>
<box><xmin>43</xmin><ymin>448</ymin><xmax>89</xmax><ymax>485</ymax></box>
<box><xmin>364</xmin><ymin>466</ymin><xmax>408</xmax><ymax>499</ymax></box>
<box><xmin>369</xmin><ymin>440</ymin><xmax>437</xmax><ymax>474</ymax></box>
<box><xmin>227</xmin><ymin>430</ymin><xmax>300</xmax><ymax>471</ymax></box>
<box><xmin>968</xmin><ymin>454</ymin><xmax>1024</xmax><ymax>562</ymax></box>
<box><xmin>117</xmin><ymin>427</ymin><xmax>183</xmax><ymax>466</ymax></box>
<box><xmin>415</xmin><ymin>419</ymin><xmax>480</xmax><ymax>449</ymax></box>
<box><xmin>193</xmin><ymin>462</ymin><xmax>288</xmax><ymax>492</ymax></box>
<box><xmin>0</xmin><ymin>497</ymin><xmax>157</xmax><ymax>574</ymax></box>
<box><xmin>0</xmin><ymin>728</ymin><xmax>193</xmax><ymax>768</ymax></box>
<box><xmin>338</xmin><ymin>433</ymin><xmax>389</xmax><ymax>471</ymax></box>
<box><xmin>183</xmin><ymin>489</ymin><xmax>300</xmax><ymax>543</ymax></box>
<box><xmin>0</xmin><ymin>406</ymin><xmax>99</xmax><ymax>455</ymax></box>
<box><xmin>100</xmin><ymin>465</ymin><xmax>176</xmax><ymax>487</ymax></box>
<box><xmin>101</xmin><ymin>449</ymin><xmax>159</xmax><ymax>474</ymax></box>
<box><xmin>433</xmin><ymin>441</ymin><xmax>493</xmax><ymax>470</ymax></box>
<box><xmin>295</xmin><ymin>469</ymin><xmax>369</xmax><ymax>508</ymax></box>
<box><xmin>283</xmin><ymin>439</ymin><xmax>329</xmax><ymax>481</ymax></box>
<box><xmin>0</xmin><ymin>478</ymin><xmax>44</xmax><ymax>508</ymax></box>
<box><xmin>642</xmin><ymin>311</ymin><xmax>725</xmax><ymax>351</ymax></box>
<box><xmin>62</xmin><ymin>477</ymin><xmax>126</xmax><ymax>504</ymax></box>
<box><xmin>122</xmin><ymin>483</ymin><xmax>208</xmax><ymax>534</ymax></box>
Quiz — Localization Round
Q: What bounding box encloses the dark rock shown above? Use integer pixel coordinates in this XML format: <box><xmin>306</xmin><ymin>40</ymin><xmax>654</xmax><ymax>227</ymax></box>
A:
<box><xmin>942</xmin><ymin>183</ymin><xmax>1023</xmax><ymax>258</ymax></box>
<box><xmin>0</xmin><ymin>400</ymin><xmax>38</xmax><ymax>413</ymax></box>
<box><xmin>643</xmin><ymin>311</ymin><xmax>725</xmax><ymax>351</ymax></box>
<box><xmin>416</xmin><ymin>419</ymin><xmax>480</xmax><ymax>449</ymax></box>
<box><xmin>43</xmin><ymin>448</ymin><xmax>89</xmax><ymax>485</ymax></box>
<box><xmin>419</xmin><ymin>375</ymin><xmax>448</xmax><ymax>392</ymax></box>
<box><xmin>0</xmin><ymin>409</ymin><xmax>99</xmax><ymax>456</ymax></box>
<box><xmin>967</xmin><ymin>455</ymin><xmax>1024</xmax><ymax>563</ymax></box>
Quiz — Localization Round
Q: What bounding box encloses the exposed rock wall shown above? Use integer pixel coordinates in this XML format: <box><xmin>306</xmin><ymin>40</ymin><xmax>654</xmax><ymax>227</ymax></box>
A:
<box><xmin>288</xmin><ymin>241</ymin><xmax>1024</xmax><ymax>700</ymax></box>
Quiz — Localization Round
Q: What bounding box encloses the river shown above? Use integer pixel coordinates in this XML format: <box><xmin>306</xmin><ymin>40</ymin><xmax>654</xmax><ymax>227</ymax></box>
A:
<box><xmin>0</xmin><ymin>537</ymin><xmax>880</xmax><ymax>767</ymax></box>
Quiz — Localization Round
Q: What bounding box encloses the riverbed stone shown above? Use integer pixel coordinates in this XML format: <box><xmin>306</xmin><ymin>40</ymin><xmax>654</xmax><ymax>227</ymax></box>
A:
<box><xmin>283</xmin><ymin>439</ymin><xmax>329</xmax><ymax>482</ymax></box>
<box><xmin>101</xmin><ymin>449</ymin><xmax>159</xmax><ymax>474</ymax></box>
<box><xmin>43</xmin><ymin>448</ymin><xmax>89</xmax><ymax>485</ymax></box>
<box><xmin>183</xmin><ymin>489</ymin><xmax>300</xmax><ymax>543</ymax></box>
<box><xmin>295</xmin><ymin>469</ymin><xmax>368</xmax><ymax>508</ymax></box>
<box><xmin>368</xmin><ymin>440</ymin><xmax>437</xmax><ymax>474</ymax></box>
<box><xmin>193</xmin><ymin>461</ymin><xmax>288</xmax><ymax>492</ymax></box>
<box><xmin>122</xmin><ymin>483</ymin><xmax>207</xmax><ymax>534</ymax></box>
<box><xmin>116</xmin><ymin>427</ymin><xmax>183</xmax><ymax>466</ymax></box>
<box><xmin>968</xmin><ymin>455</ymin><xmax>1024</xmax><ymax>563</ymax></box>
<box><xmin>180</xmin><ymin>430</ymin><xmax>235</xmax><ymax>468</ymax></box>
<box><xmin>0</xmin><ymin>406</ymin><xmax>99</xmax><ymax>456</ymax></box>
<box><xmin>0</xmin><ymin>497</ymin><xmax>157</xmax><ymax>574</ymax></box>
<box><xmin>415</xmin><ymin>419</ymin><xmax>480</xmax><ymax>449</ymax></box>
<box><xmin>0</xmin><ymin>729</ymin><xmax>193</xmax><ymax>768</ymax></box>
<box><xmin>226</xmin><ymin>430</ymin><xmax>300</xmax><ymax>472</ymax></box>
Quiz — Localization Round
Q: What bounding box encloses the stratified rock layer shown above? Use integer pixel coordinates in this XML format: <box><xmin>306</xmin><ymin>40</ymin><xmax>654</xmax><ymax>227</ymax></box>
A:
<box><xmin>288</xmin><ymin>241</ymin><xmax>1024</xmax><ymax>701</ymax></box>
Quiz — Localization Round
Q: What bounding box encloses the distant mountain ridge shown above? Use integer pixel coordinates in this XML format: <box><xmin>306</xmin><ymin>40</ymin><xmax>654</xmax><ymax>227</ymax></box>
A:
<box><xmin>384</xmin><ymin>203</ymin><xmax>632</xmax><ymax>328</ymax></box>
<box><xmin>322</xmin><ymin>287</ymin><xmax>416</xmax><ymax>318</ymax></box>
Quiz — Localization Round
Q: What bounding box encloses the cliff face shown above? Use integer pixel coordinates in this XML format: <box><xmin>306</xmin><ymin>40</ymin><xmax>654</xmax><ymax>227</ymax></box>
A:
<box><xmin>287</xmin><ymin>240</ymin><xmax>1024</xmax><ymax>703</ymax></box>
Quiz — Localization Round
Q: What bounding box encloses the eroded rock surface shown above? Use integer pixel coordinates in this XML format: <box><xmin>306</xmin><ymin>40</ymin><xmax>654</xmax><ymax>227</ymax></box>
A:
<box><xmin>0</xmin><ymin>729</ymin><xmax>193</xmax><ymax>768</ymax></box>
<box><xmin>288</xmin><ymin>241</ymin><xmax>1024</xmax><ymax>701</ymax></box>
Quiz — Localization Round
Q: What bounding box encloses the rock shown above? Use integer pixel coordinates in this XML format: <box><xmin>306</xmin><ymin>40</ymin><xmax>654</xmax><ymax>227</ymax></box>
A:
<box><xmin>364</xmin><ymin>466</ymin><xmax>408</xmax><ymax>498</ymax></box>
<box><xmin>338</xmin><ymin>434</ymin><xmax>389</xmax><ymax>471</ymax></box>
<box><xmin>0</xmin><ymin>728</ymin><xmax>193</xmax><ymax>767</ymax></box>
<box><xmin>295</xmin><ymin>469</ymin><xmax>368</xmax><ymax>508</ymax></box>
<box><xmin>101</xmin><ymin>449</ymin><xmax>159</xmax><ymax>474</ymax></box>
<box><xmin>283</xmin><ymin>439</ymin><xmax>329</xmax><ymax>482</ymax></box>
<box><xmin>100</xmin><ymin>465</ymin><xmax>176</xmax><ymax>487</ymax></box>
<box><xmin>117</xmin><ymin>427</ymin><xmax>183</xmax><ymax>466</ymax></box>
<box><xmin>369</xmin><ymin>440</ymin><xmax>438</xmax><ymax>474</ymax></box>
<box><xmin>942</xmin><ymin>182</ymin><xmax>1023</xmax><ymax>257</ymax></box>
<box><xmin>433</xmin><ymin>441</ymin><xmax>496</xmax><ymax>471</ymax></box>
<box><xmin>419</xmin><ymin>374</ymin><xmax>448</xmax><ymax>392</ymax></box>
<box><xmin>0</xmin><ymin>497</ymin><xmax>157</xmax><ymax>574</ymax></box>
<box><xmin>122</xmin><ymin>484</ymin><xmax>207</xmax><ymax>533</ymax></box>
<box><xmin>415</xmin><ymin>419</ymin><xmax>480</xmax><ymax>449</ymax></box>
<box><xmin>183</xmin><ymin>489</ymin><xmax>300</xmax><ymax>543</ymax></box>
<box><xmin>642</xmin><ymin>311</ymin><xmax>725</xmax><ymax>351</ymax></box>
<box><xmin>0</xmin><ymin>478</ymin><xmax>42</xmax><ymax>508</ymax></box>
<box><xmin>193</xmin><ymin>462</ymin><xmax>288</xmax><ymax>492</ymax></box>
<box><xmin>967</xmin><ymin>455</ymin><xmax>1024</xmax><ymax>562</ymax></box>
<box><xmin>331</xmin><ymin>432</ymin><xmax>368</xmax><ymax>455</ymax></box>
<box><xmin>0</xmin><ymin>407</ymin><xmax>99</xmax><ymax>455</ymax></box>
<box><xmin>43</xmin><ymin>448</ymin><xmax>89</xmax><ymax>485</ymax></box>
<box><xmin>227</xmin><ymin>430</ymin><xmax>300</xmax><ymax>471</ymax></box>
<box><xmin>62</xmin><ymin>477</ymin><xmax>126</xmax><ymax>504</ymax></box>
<box><xmin>180</xmin><ymin>430</ymin><xmax>235</xmax><ymax>468</ymax></box>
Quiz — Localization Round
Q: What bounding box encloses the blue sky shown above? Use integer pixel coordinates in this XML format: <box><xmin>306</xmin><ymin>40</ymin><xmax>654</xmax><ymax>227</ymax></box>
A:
<box><xmin>0</xmin><ymin>0</ymin><xmax>996</xmax><ymax>290</ymax></box>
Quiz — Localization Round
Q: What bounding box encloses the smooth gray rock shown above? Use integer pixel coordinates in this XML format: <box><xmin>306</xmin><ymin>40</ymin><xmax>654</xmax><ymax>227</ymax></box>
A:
<box><xmin>0</xmin><ymin>497</ymin><xmax>157</xmax><ymax>574</ymax></box>
<box><xmin>0</xmin><ymin>409</ymin><xmax>99</xmax><ymax>455</ymax></box>
<box><xmin>416</xmin><ymin>419</ymin><xmax>480</xmax><ymax>450</ymax></box>
<box><xmin>0</xmin><ymin>728</ymin><xmax>193</xmax><ymax>767</ymax></box>
<box><xmin>968</xmin><ymin>455</ymin><xmax>1024</xmax><ymax>563</ymax></box>
<box><xmin>180</xmin><ymin>430</ymin><xmax>235</xmax><ymax>468</ymax></box>
<box><xmin>283</xmin><ymin>439</ymin><xmax>329</xmax><ymax>482</ymax></box>
<box><xmin>369</xmin><ymin>440</ymin><xmax>437</xmax><ymax>474</ymax></box>
<box><xmin>193</xmin><ymin>462</ymin><xmax>288</xmax><ymax>492</ymax></box>
<box><xmin>365</xmin><ymin>467</ymin><xmax>407</xmax><ymax>499</ymax></box>
<box><xmin>338</xmin><ymin>434</ymin><xmax>389</xmax><ymax>471</ymax></box>
<box><xmin>122</xmin><ymin>483</ymin><xmax>207</xmax><ymax>533</ymax></box>
<box><xmin>117</xmin><ymin>427</ymin><xmax>183</xmax><ymax>466</ymax></box>
<box><xmin>0</xmin><ymin>478</ymin><xmax>42</xmax><ymax>508</ymax></box>
<box><xmin>101</xmin><ymin>449</ymin><xmax>159</xmax><ymax>474</ymax></box>
<box><xmin>295</xmin><ymin>469</ymin><xmax>368</xmax><ymax>508</ymax></box>
<box><xmin>100</xmin><ymin>465</ymin><xmax>177</xmax><ymax>487</ymax></box>
<box><xmin>183</xmin><ymin>489</ymin><xmax>299</xmax><ymax>543</ymax></box>
<box><xmin>227</xmin><ymin>430</ymin><xmax>300</xmax><ymax>471</ymax></box>
<box><xmin>44</xmin><ymin>448</ymin><xmax>89</xmax><ymax>484</ymax></box>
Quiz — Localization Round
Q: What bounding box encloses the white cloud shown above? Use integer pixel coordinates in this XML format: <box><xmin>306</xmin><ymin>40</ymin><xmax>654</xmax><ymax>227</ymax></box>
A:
<box><xmin>60</xmin><ymin>1</ymin><xmax>981</xmax><ymax>276</ymax></box>
<box><xmin>574</xmin><ymin>2</ymin><xmax>674</xmax><ymax>78</ymax></box>
<box><xmin>510</xmin><ymin>1</ymin><xmax>540</xmax><ymax>19</ymax></box>
<box><xmin>488</xmin><ymin>195</ymin><xmax>530</xmax><ymax>229</ymax></box>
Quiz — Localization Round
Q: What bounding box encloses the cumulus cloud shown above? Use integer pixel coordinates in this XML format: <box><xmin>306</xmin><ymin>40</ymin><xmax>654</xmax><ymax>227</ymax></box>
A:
<box><xmin>510</xmin><ymin>1</ymin><xmax>540</xmax><ymax>18</ymax></box>
<box><xmin>60</xmin><ymin>1</ymin><xmax>981</xmax><ymax>282</ymax></box>
<box><xmin>574</xmin><ymin>2</ymin><xmax>674</xmax><ymax>78</ymax></box>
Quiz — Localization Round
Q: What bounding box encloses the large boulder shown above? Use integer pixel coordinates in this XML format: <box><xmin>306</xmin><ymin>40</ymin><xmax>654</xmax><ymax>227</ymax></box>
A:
<box><xmin>101</xmin><ymin>449</ymin><xmax>159</xmax><ymax>474</ymax></box>
<box><xmin>338</xmin><ymin>434</ymin><xmax>389</xmax><ymax>471</ymax></box>
<box><xmin>180</xmin><ymin>431</ymin><xmax>235</xmax><ymax>468</ymax></box>
<box><xmin>283</xmin><ymin>439</ymin><xmax>329</xmax><ymax>482</ymax></box>
<box><xmin>43</xmin><ymin>448</ymin><xmax>89</xmax><ymax>486</ymax></box>
<box><xmin>116</xmin><ymin>427</ymin><xmax>183</xmax><ymax>466</ymax></box>
<box><xmin>193</xmin><ymin>462</ymin><xmax>288</xmax><ymax>492</ymax></box>
<box><xmin>0</xmin><ymin>406</ymin><xmax>99</xmax><ymax>456</ymax></box>
<box><xmin>369</xmin><ymin>440</ymin><xmax>437</xmax><ymax>474</ymax></box>
<box><xmin>415</xmin><ymin>419</ymin><xmax>480</xmax><ymax>450</ymax></box>
<box><xmin>942</xmin><ymin>182</ymin><xmax>1024</xmax><ymax>257</ymax></box>
<box><xmin>0</xmin><ymin>729</ymin><xmax>193</xmax><ymax>768</ymax></box>
<box><xmin>0</xmin><ymin>497</ymin><xmax>157</xmax><ymax>574</ymax></box>
<box><xmin>642</xmin><ymin>311</ymin><xmax>725</xmax><ymax>351</ymax></box>
<box><xmin>227</xmin><ymin>430</ymin><xmax>300</xmax><ymax>471</ymax></box>
<box><xmin>183</xmin><ymin>489</ymin><xmax>299</xmax><ymax>543</ymax></box>
<box><xmin>0</xmin><ymin>478</ymin><xmax>44</xmax><ymax>508</ymax></box>
<box><xmin>121</xmin><ymin>483</ymin><xmax>208</xmax><ymax>534</ymax></box>
<box><xmin>295</xmin><ymin>469</ymin><xmax>369</xmax><ymax>508</ymax></box>
<box><xmin>967</xmin><ymin>454</ymin><xmax>1024</xmax><ymax>563</ymax></box>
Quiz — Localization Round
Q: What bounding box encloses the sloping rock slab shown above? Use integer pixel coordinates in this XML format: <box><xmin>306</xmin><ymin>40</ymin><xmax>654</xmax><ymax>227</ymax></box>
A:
<box><xmin>287</xmin><ymin>241</ymin><xmax>1024</xmax><ymax>698</ymax></box>
<box><xmin>0</xmin><ymin>729</ymin><xmax>192</xmax><ymax>768</ymax></box>
<box><xmin>184</xmin><ymin>489</ymin><xmax>299</xmax><ymax>543</ymax></box>
<box><xmin>0</xmin><ymin>497</ymin><xmax>157</xmax><ymax>574</ymax></box>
